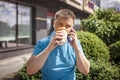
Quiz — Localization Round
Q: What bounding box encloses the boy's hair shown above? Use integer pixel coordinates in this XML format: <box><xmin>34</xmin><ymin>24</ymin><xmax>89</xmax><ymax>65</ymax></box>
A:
<box><xmin>54</xmin><ymin>9</ymin><xmax>76</xmax><ymax>23</ymax></box>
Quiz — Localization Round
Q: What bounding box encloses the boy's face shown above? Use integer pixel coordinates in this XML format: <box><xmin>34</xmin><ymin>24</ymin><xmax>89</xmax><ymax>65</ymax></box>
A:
<box><xmin>53</xmin><ymin>17</ymin><xmax>74</xmax><ymax>32</ymax></box>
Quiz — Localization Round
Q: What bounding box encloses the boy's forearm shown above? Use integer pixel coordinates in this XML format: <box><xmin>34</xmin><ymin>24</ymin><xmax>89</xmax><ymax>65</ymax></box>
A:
<box><xmin>74</xmin><ymin>46</ymin><xmax>90</xmax><ymax>75</ymax></box>
<box><xmin>26</xmin><ymin>46</ymin><xmax>52</xmax><ymax>75</ymax></box>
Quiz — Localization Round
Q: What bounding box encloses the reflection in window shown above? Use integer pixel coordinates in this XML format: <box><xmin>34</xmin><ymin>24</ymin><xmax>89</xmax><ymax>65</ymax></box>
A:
<box><xmin>18</xmin><ymin>5</ymin><xmax>32</xmax><ymax>45</ymax></box>
<box><xmin>0</xmin><ymin>1</ymin><xmax>32</xmax><ymax>49</ymax></box>
<box><xmin>0</xmin><ymin>1</ymin><xmax>16</xmax><ymax>48</ymax></box>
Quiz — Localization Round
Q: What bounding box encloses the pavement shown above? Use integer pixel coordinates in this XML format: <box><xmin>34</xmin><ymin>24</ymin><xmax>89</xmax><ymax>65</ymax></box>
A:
<box><xmin>0</xmin><ymin>53</ymin><xmax>31</xmax><ymax>79</ymax></box>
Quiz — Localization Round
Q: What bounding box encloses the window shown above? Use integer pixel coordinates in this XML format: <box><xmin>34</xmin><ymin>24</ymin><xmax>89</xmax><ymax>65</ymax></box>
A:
<box><xmin>18</xmin><ymin>5</ymin><xmax>32</xmax><ymax>45</ymax></box>
<box><xmin>0</xmin><ymin>1</ymin><xmax>32</xmax><ymax>49</ymax></box>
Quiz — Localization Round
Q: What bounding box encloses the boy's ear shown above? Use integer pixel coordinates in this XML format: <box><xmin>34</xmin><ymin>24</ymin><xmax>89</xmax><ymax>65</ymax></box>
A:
<box><xmin>53</xmin><ymin>19</ymin><xmax>55</xmax><ymax>28</ymax></box>
<box><xmin>53</xmin><ymin>18</ymin><xmax>55</xmax><ymax>24</ymax></box>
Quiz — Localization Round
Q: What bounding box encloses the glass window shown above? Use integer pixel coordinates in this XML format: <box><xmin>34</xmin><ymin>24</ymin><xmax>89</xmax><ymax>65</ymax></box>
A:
<box><xmin>18</xmin><ymin>5</ymin><xmax>32</xmax><ymax>46</ymax></box>
<box><xmin>0</xmin><ymin>1</ymin><xmax>16</xmax><ymax>48</ymax></box>
<box><xmin>0</xmin><ymin>1</ymin><xmax>32</xmax><ymax>49</ymax></box>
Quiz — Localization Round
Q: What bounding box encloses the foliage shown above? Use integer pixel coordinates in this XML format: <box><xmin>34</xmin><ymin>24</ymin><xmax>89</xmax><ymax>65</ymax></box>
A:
<box><xmin>81</xmin><ymin>9</ymin><xmax>120</xmax><ymax>45</ymax></box>
<box><xmin>77</xmin><ymin>31</ymin><xmax>110</xmax><ymax>61</ymax></box>
<box><xmin>18</xmin><ymin>65</ymin><xmax>41</xmax><ymax>80</ymax></box>
<box><xmin>109</xmin><ymin>41</ymin><xmax>120</xmax><ymax>64</ymax></box>
<box><xmin>76</xmin><ymin>31</ymin><xmax>120</xmax><ymax>80</ymax></box>
<box><xmin>76</xmin><ymin>59</ymin><xmax>120</xmax><ymax>80</ymax></box>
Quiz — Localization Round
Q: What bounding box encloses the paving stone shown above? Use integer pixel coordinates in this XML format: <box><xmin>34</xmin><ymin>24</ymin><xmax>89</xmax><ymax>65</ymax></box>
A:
<box><xmin>0</xmin><ymin>53</ymin><xmax>31</xmax><ymax>79</ymax></box>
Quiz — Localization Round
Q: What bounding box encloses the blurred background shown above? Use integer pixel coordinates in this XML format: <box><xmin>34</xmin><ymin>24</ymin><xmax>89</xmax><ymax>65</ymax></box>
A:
<box><xmin>0</xmin><ymin>0</ymin><xmax>120</xmax><ymax>80</ymax></box>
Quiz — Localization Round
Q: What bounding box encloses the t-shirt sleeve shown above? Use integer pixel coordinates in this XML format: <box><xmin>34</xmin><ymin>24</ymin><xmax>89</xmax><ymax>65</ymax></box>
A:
<box><xmin>32</xmin><ymin>40</ymin><xmax>44</xmax><ymax>56</ymax></box>
<box><xmin>78</xmin><ymin>40</ymin><xmax>86</xmax><ymax>58</ymax></box>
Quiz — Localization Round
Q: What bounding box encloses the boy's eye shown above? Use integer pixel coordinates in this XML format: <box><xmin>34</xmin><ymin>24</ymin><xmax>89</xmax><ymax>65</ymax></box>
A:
<box><xmin>66</xmin><ymin>25</ymin><xmax>71</xmax><ymax>28</ymax></box>
<box><xmin>58</xmin><ymin>24</ymin><xmax>63</xmax><ymax>27</ymax></box>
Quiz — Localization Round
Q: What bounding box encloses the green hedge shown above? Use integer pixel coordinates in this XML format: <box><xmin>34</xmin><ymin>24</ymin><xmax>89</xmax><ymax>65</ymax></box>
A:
<box><xmin>76</xmin><ymin>59</ymin><xmax>120</xmax><ymax>80</ymax></box>
<box><xmin>109</xmin><ymin>41</ymin><xmax>120</xmax><ymax>64</ymax></box>
<box><xmin>18</xmin><ymin>65</ymin><xmax>41</xmax><ymax>80</ymax></box>
<box><xmin>76</xmin><ymin>31</ymin><xmax>120</xmax><ymax>80</ymax></box>
<box><xmin>77</xmin><ymin>31</ymin><xmax>110</xmax><ymax>61</ymax></box>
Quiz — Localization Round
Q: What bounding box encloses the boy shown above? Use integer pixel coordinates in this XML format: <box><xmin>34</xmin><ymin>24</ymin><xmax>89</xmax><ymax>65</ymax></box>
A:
<box><xmin>26</xmin><ymin>9</ymin><xmax>90</xmax><ymax>80</ymax></box>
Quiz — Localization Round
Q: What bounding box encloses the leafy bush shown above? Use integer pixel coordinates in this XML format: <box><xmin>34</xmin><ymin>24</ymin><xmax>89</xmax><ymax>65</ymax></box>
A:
<box><xmin>77</xmin><ymin>31</ymin><xmax>110</xmax><ymax>61</ymax></box>
<box><xmin>109</xmin><ymin>41</ymin><xmax>120</xmax><ymax>64</ymax></box>
<box><xmin>76</xmin><ymin>59</ymin><xmax>120</xmax><ymax>80</ymax></box>
<box><xmin>81</xmin><ymin>9</ymin><xmax>120</xmax><ymax>45</ymax></box>
<box><xmin>18</xmin><ymin>65</ymin><xmax>41</xmax><ymax>80</ymax></box>
<box><xmin>76</xmin><ymin>31</ymin><xmax>120</xmax><ymax>79</ymax></box>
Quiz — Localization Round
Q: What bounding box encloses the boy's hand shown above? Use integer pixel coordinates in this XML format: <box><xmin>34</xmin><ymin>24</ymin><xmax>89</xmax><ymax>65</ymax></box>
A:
<box><xmin>69</xmin><ymin>29</ymin><xmax>78</xmax><ymax>48</ymax></box>
<box><xmin>48</xmin><ymin>31</ymin><xmax>63</xmax><ymax>50</ymax></box>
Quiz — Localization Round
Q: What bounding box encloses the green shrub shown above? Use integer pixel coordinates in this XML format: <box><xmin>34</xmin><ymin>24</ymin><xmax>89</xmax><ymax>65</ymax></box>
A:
<box><xmin>109</xmin><ymin>41</ymin><xmax>120</xmax><ymax>64</ymax></box>
<box><xmin>18</xmin><ymin>65</ymin><xmax>41</xmax><ymax>80</ymax></box>
<box><xmin>76</xmin><ymin>31</ymin><xmax>120</xmax><ymax>80</ymax></box>
<box><xmin>77</xmin><ymin>31</ymin><xmax>110</xmax><ymax>61</ymax></box>
<box><xmin>76</xmin><ymin>59</ymin><xmax>120</xmax><ymax>80</ymax></box>
<box><xmin>81</xmin><ymin>9</ymin><xmax>120</xmax><ymax>45</ymax></box>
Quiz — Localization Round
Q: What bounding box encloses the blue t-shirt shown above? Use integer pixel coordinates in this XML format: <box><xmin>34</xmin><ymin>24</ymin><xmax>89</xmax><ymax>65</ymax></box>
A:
<box><xmin>33</xmin><ymin>33</ymin><xmax>85</xmax><ymax>80</ymax></box>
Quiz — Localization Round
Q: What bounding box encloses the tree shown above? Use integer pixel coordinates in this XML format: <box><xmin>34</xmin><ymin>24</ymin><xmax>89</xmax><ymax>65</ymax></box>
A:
<box><xmin>81</xmin><ymin>9</ymin><xmax>120</xmax><ymax>45</ymax></box>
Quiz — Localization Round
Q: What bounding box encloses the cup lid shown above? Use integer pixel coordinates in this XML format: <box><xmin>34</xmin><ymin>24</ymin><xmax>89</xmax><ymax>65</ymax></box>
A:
<box><xmin>55</xmin><ymin>27</ymin><xmax>69</xmax><ymax>33</ymax></box>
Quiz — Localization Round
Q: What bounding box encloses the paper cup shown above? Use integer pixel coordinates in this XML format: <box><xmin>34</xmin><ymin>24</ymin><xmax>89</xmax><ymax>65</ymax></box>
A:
<box><xmin>55</xmin><ymin>27</ymin><xmax>67</xmax><ymax>45</ymax></box>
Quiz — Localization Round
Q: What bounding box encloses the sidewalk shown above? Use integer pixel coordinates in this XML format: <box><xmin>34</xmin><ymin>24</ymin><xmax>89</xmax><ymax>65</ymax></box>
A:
<box><xmin>0</xmin><ymin>53</ymin><xmax>31</xmax><ymax>79</ymax></box>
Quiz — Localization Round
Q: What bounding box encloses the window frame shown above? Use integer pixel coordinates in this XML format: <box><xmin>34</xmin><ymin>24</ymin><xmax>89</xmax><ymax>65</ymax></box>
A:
<box><xmin>0</xmin><ymin>0</ymin><xmax>33</xmax><ymax>52</ymax></box>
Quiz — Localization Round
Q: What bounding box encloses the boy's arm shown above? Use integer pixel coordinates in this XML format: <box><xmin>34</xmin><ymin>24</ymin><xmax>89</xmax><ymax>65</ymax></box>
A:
<box><xmin>69</xmin><ymin>29</ymin><xmax>90</xmax><ymax>75</ymax></box>
<box><xmin>26</xmin><ymin>32</ymin><xmax>63</xmax><ymax>75</ymax></box>
<box><xmin>26</xmin><ymin>45</ymin><xmax>52</xmax><ymax>75</ymax></box>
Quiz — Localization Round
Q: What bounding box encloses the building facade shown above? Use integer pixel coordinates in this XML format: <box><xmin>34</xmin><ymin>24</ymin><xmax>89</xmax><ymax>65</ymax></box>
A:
<box><xmin>0</xmin><ymin>0</ymin><xmax>98</xmax><ymax>78</ymax></box>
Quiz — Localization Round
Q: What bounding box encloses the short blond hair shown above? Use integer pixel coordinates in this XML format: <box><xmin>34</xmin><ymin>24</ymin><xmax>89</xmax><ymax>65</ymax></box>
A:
<box><xmin>54</xmin><ymin>9</ymin><xmax>76</xmax><ymax>23</ymax></box>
